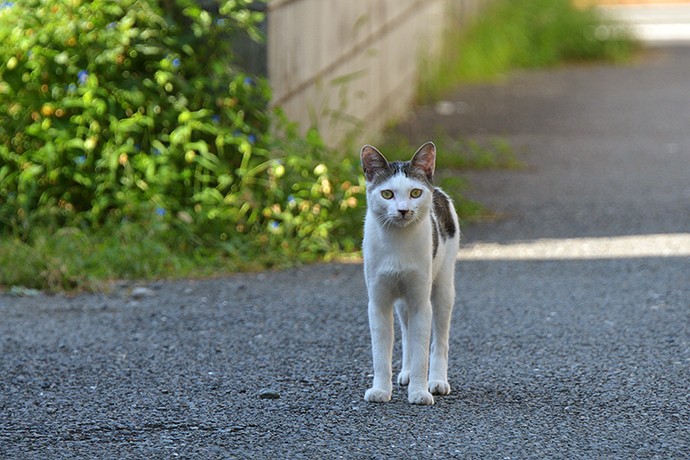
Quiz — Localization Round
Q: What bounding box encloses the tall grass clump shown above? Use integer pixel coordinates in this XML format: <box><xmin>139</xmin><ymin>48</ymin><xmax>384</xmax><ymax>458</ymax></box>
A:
<box><xmin>419</xmin><ymin>0</ymin><xmax>638</xmax><ymax>101</ymax></box>
<box><xmin>0</xmin><ymin>0</ymin><xmax>364</xmax><ymax>290</ymax></box>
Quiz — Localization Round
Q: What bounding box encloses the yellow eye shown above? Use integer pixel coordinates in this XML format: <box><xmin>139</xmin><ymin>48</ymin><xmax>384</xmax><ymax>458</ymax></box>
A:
<box><xmin>410</xmin><ymin>188</ymin><xmax>422</xmax><ymax>198</ymax></box>
<box><xmin>381</xmin><ymin>190</ymin><xmax>394</xmax><ymax>199</ymax></box>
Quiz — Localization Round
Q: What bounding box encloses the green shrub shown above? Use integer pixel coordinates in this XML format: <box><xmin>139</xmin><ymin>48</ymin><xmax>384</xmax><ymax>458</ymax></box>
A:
<box><xmin>0</xmin><ymin>0</ymin><xmax>365</xmax><ymax>288</ymax></box>
<box><xmin>0</xmin><ymin>0</ymin><xmax>268</xmax><ymax>231</ymax></box>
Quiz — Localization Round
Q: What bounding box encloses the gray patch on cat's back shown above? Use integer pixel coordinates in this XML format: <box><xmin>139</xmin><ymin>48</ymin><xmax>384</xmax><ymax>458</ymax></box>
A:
<box><xmin>431</xmin><ymin>189</ymin><xmax>457</xmax><ymax>258</ymax></box>
<box><xmin>431</xmin><ymin>217</ymin><xmax>440</xmax><ymax>257</ymax></box>
<box><xmin>432</xmin><ymin>188</ymin><xmax>457</xmax><ymax>240</ymax></box>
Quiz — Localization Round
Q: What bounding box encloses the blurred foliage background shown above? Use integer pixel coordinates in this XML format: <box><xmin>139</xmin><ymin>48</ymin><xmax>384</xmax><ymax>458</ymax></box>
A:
<box><xmin>418</xmin><ymin>0</ymin><xmax>637</xmax><ymax>101</ymax></box>
<box><xmin>0</xmin><ymin>0</ymin><xmax>636</xmax><ymax>290</ymax></box>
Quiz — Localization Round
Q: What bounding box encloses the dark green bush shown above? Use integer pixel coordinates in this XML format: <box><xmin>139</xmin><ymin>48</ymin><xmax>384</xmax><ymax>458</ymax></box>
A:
<box><xmin>0</xmin><ymin>0</ymin><xmax>365</xmax><ymax>278</ymax></box>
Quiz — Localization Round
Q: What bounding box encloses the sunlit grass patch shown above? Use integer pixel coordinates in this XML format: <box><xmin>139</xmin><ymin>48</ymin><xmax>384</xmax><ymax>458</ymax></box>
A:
<box><xmin>419</xmin><ymin>0</ymin><xmax>639</xmax><ymax>102</ymax></box>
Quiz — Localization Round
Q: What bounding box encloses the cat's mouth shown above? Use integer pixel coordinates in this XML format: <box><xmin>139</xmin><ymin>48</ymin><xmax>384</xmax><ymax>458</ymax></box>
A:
<box><xmin>388</xmin><ymin>212</ymin><xmax>416</xmax><ymax>226</ymax></box>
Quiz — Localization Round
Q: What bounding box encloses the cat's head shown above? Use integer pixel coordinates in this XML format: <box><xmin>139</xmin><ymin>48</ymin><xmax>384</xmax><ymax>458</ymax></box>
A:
<box><xmin>360</xmin><ymin>142</ymin><xmax>436</xmax><ymax>228</ymax></box>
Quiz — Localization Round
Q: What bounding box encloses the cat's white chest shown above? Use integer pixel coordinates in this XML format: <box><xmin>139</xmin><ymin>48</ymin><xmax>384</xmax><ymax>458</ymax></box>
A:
<box><xmin>363</xmin><ymin>211</ymin><xmax>432</xmax><ymax>277</ymax></box>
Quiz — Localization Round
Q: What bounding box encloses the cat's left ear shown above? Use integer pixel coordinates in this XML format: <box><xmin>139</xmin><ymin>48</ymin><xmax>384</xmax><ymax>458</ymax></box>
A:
<box><xmin>361</xmin><ymin>145</ymin><xmax>389</xmax><ymax>182</ymax></box>
<box><xmin>411</xmin><ymin>141</ymin><xmax>436</xmax><ymax>182</ymax></box>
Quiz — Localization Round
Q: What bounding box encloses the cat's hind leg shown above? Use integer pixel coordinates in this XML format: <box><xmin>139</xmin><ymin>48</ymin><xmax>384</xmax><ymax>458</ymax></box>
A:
<box><xmin>395</xmin><ymin>299</ymin><xmax>411</xmax><ymax>386</ymax></box>
<box><xmin>428</xmin><ymin>272</ymin><xmax>455</xmax><ymax>396</ymax></box>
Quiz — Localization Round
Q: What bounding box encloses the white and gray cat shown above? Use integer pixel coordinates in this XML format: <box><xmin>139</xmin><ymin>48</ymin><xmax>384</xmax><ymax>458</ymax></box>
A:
<box><xmin>360</xmin><ymin>141</ymin><xmax>460</xmax><ymax>405</ymax></box>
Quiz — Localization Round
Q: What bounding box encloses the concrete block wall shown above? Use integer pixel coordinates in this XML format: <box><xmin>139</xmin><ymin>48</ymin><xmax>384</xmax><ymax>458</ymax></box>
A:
<box><xmin>267</xmin><ymin>0</ymin><xmax>489</xmax><ymax>147</ymax></box>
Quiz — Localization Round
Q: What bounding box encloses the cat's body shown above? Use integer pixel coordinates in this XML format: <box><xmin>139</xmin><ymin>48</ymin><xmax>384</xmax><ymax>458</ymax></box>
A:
<box><xmin>361</xmin><ymin>142</ymin><xmax>460</xmax><ymax>405</ymax></box>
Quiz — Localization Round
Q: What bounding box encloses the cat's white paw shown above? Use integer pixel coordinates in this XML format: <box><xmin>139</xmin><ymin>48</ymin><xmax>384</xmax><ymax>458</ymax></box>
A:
<box><xmin>364</xmin><ymin>388</ymin><xmax>391</xmax><ymax>403</ymax></box>
<box><xmin>408</xmin><ymin>390</ymin><xmax>434</xmax><ymax>405</ymax></box>
<box><xmin>429</xmin><ymin>380</ymin><xmax>451</xmax><ymax>395</ymax></box>
<box><xmin>397</xmin><ymin>370</ymin><xmax>410</xmax><ymax>386</ymax></box>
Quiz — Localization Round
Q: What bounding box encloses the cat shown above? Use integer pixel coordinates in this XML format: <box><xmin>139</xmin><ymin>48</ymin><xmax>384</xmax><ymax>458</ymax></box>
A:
<box><xmin>360</xmin><ymin>141</ymin><xmax>460</xmax><ymax>405</ymax></box>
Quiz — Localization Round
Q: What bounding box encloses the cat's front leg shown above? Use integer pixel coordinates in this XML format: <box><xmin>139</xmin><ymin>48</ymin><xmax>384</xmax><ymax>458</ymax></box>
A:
<box><xmin>406</xmin><ymin>299</ymin><xmax>434</xmax><ymax>405</ymax></box>
<box><xmin>364</xmin><ymin>297</ymin><xmax>394</xmax><ymax>403</ymax></box>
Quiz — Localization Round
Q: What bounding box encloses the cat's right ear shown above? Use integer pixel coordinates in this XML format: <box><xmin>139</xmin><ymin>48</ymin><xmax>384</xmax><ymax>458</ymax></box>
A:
<box><xmin>411</xmin><ymin>141</ymin><xmax>436</xmax><ymax>182</ymax></box>
<box><xmin>360</xmin><ymin>145</ymin><xmax>389</xmax><ymax>182</ymax></box>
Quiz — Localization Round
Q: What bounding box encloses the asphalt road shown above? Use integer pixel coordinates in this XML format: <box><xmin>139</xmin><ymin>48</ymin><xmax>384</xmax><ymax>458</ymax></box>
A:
<box><xmin>2</xmin><ymin>47</ymin><xmax>690</xmax><ymax>458</ymax></box>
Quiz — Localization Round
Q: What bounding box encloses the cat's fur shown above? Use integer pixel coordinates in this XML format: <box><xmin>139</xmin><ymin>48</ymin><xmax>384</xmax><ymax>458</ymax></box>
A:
<box><xmin>360</xmin><ymin>142</ymin><xmax>460</xmax><ymax>405</ymax></box>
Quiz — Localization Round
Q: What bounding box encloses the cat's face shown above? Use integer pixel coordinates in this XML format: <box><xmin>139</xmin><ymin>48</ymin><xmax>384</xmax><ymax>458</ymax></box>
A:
<box><xmin>361</xmin><ymin>142</ymin><xmax>436</xmax><ymax>228</ymax></box>
<box><xmin>367</xmin><ymin>173</ymin><xmax>432</xmax><ymax>228</ymax></box>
